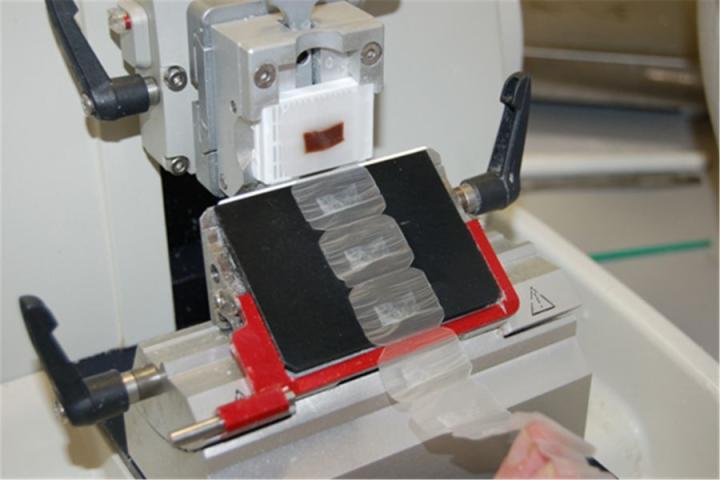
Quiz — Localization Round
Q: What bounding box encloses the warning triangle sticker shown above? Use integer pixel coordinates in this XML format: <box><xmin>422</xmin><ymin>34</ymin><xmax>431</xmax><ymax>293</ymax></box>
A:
<box><xmin>530</xmin><ymin>286</ymin><xmax>556</xmax><ymax>316</ymax></box>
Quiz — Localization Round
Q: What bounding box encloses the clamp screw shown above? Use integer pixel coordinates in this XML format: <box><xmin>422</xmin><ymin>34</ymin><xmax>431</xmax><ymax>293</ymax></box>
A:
<box><xmin>361</xmin><ymin>42</ymin><xmax>383</xmax><ymax>66</ymax></box>
<box><xmin>254</xmin><ymin>64</ymin><xmax>276</xmax><ymax>89</ymax></box>
<box><xmin>169</xmin><ymin>156</ymin><xmax>189</xmax><ymax>175</ymax></box>
<box><xmin>164</xmin><ymin>66</ymin><xmax>188</xmax><ymax>92</ymax></box>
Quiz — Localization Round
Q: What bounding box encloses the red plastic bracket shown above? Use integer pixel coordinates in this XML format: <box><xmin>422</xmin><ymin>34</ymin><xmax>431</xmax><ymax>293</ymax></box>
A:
<box><xmin>216</xmin><ymin>219</ymin><xmax>519</xmax><ymax>435</ymax></box>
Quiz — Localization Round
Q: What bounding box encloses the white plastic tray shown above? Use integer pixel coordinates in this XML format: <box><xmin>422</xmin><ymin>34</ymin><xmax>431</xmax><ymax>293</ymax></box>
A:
<box><xmin>491</xmin><ymin>207</ymin><xmax>719</xmax><ymax>478</ymax></box>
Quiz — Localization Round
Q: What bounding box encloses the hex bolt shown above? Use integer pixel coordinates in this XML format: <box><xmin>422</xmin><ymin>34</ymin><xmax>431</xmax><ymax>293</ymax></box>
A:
<box><xmin>164</xmin><ymin>66</ymin><xmax>188</xmax><ymax>92</ymax></box>
<box><xmin>254</xmin><ymin>64</ymin><xmax>276</xmax><ymax>89</ymax></box>
<box><xmin>361</xmin><ymin>42</ymin><xmax>383</xmax><ymax>66</ymax></box>
<box><xmin>169</xmin><ymin>156</ymin><xmax>189</xmax><ymax>175</ymax></box>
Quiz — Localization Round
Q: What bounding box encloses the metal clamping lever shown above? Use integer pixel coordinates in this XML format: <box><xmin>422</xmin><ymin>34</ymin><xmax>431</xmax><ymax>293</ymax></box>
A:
<box><xmin>454</xmin><ymin>72</ymin><xmax>532</xmax><ymax>215</ymax></box>
<box><xmin>19</xmin><ymin>296</ymin><xmax>165</xmax><ymax>425</ymax></box>
<box><xmin>45</xmin><ymin>0</ymin><xmax>158</xmax><ymax>120</ymax></box>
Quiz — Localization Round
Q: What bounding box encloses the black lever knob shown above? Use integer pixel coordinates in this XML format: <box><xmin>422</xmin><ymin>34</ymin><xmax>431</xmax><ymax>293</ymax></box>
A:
<box><xmin>46</xmin><ymin>0</ymin><xmax>154</xmax><ymax>120</ymax></box>
<box><xmin>20</xmin><ymin>295</ymin><xmax>130</xmax><ymax>425</ymax></box>
<box><xmin>455</xmin><ymin>72</ymin><xmax>531</xmax><ymax>215</ymax></box>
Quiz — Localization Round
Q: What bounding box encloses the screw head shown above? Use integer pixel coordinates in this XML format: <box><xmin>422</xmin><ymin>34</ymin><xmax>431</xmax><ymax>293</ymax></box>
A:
<box><xmin>164</xmin><ymin>66</ymin><xmax>187</xmax><ymax>92</ymax></box>
<box><xmin>108</xmin><ymin>7</ymin><xmax>131</xmax><ymax>34</ymax></box>
<box><xmin>254</xmin><ymin>64</ymin><xmax>276</xmax><ymax>89</ymax></box>
<box><xmin>80</xmin><ymin>94</ymin><xmax>95</xmax><ymax>117</ymax></box>
<box><xmin>169</xmin><ymin>156</ymin><xmax>189</xmax><ymax>175</ymax></box>
<box><xmin>361</xmin><ymin>42</ymin><xmax>383</xmax><ymax>66</ymax></box>
<box><xmin>214</xmin><ymin>291</ymin><xmax>227</xmax><ymax>309</ymax></box>
<box><xmin>214</xmin><ymin>290</ymin><xmax>239</xmax><ymax>316</ymax></box>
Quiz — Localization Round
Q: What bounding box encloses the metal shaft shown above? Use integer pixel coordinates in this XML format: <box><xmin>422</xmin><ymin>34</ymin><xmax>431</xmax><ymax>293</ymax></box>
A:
<box><xmin>169</xmin><ymin>416</ymin><xmax>226</xmax><ymax>448</ymax></box>
<box><xmin>121</xmin><ymin>365</ymin><xmax>166</xmax><ymax>404</ymax></box>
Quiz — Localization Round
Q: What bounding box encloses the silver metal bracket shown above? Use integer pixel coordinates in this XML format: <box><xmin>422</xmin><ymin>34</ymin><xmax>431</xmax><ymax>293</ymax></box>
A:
<box><xmin>200</xmin><ymin>209</ymin><xmax>247</xmax><ymax>331</ymax></box>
